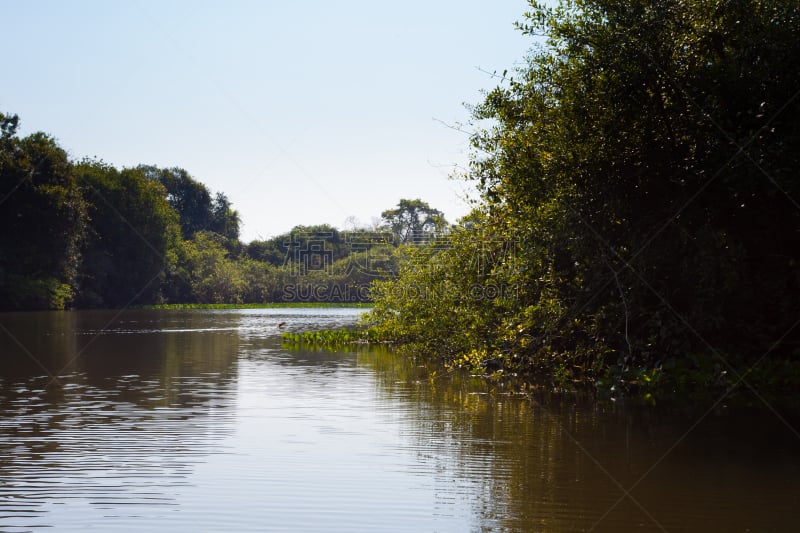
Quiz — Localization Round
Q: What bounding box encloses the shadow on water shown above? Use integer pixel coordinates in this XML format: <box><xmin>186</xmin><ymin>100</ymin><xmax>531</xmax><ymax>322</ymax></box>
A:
<box><xmin>356</xmin><ymin>347</ymin><xmax>800</xmax><ymax>533</ymax></box>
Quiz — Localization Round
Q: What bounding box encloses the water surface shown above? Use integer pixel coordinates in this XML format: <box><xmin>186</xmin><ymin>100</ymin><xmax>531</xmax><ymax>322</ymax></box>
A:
<box><xmin>0</xmin><ymin>308</ymin><xmax>797</xmax><ymax>532</ymax></box>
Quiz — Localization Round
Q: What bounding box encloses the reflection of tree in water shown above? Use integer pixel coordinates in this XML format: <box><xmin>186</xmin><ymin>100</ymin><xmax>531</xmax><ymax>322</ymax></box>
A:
<box><xmin>357</xmin><ymin>347</ymin><xmax>800</xmax><ymax>533</ymax></box>
<box><xmin>0</xmin><ymin>310</ymin><xmax>239</xmax><ymax>530</ymax></box>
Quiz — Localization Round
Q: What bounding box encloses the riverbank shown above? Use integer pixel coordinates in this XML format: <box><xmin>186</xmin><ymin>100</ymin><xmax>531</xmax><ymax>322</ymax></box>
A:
<box><xmin>282</xmin><ymin>326</ymin><xmax>800</xmax><ymax>412</ymax></box>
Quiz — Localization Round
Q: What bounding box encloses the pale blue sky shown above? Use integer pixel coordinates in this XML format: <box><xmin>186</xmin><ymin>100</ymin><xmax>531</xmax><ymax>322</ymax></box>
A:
<box><xmin>4</xmin><ymin>0</ymin><xmax>533</xmax><ymax>241</ymax></box>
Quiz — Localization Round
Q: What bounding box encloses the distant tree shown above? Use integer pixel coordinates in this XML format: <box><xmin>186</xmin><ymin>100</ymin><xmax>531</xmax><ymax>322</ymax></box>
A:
<box><xmin>209</xmin><ymin>192</ymin><xmax>241</xmax><ymax>245</ymax></box>
<box><xmin>0</xmin><ymin>113</ymin><xmax>87</xmax><ymax>309</ymax></box>
<box><xmin>139</xmin><ymin>165</ymin><xmax>240</xmax><ymax>250</ymax></box>
<box><xmin>139</xmin><ymin>165</ymin><xmax>213</xmax><ymax>240</ymax></box>
<box><xmin>245</xmin><ymin>239</ymin><xmax>286</xmax><ymax>266</ymax></box>
<box><xmin>245</xmin><ymin>224</ymin><xmax>349</xmax><ymax>267</ymax></box>
<box><xmin>380</xmin><ymin>198</ymin><xmax>447</xmax><ymax>244</ymax></box>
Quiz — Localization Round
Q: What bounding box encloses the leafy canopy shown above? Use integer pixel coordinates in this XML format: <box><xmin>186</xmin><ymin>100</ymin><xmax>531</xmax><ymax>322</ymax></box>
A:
<box><xmin>368</xmin><ymin>0</ymin><xmax>800</xmax><ymax>395</ymax></box>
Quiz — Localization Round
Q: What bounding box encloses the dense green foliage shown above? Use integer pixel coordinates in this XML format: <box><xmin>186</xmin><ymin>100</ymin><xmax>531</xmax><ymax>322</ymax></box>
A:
<box><xmin>0</xmin><ymin>114</ymin><xmax>87</xmax><ymax>309</ymax></box>
<box><xmin>367</xmin><ymin>0</ymin><xmax>800</xmax><ymax>397</ymax></box>
<box><xmin>75</xmin><ymin>161</ymin><xmax>182</xmax><ymax>307</ymax></box>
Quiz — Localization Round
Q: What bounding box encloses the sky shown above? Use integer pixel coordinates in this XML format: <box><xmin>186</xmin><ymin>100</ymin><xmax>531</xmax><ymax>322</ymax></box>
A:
<box><xmin>4</xmin><ymin>0</ymin><xmax>533</xmax><ymax>242</ymax></box>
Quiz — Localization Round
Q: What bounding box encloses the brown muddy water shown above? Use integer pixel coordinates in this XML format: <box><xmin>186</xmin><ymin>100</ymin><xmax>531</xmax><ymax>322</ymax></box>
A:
<box><xmin>0</xmin><ymin>308</ymin><xmax>797</xmax><ymax>532</ymax></box>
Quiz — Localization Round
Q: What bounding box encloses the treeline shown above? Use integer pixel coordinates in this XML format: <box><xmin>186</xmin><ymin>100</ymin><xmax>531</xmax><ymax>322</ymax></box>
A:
<box><xmin>177</xmin><ymin>225</ymin><xmax>399</xmax><ymax>305</ymax></box>
<box><xmin>0</xmin><ymin>113</ymin><xmax>447</xmax><ymax>309</ymax></box>
<box><xmin>366</xmin><ymin>0</ymin><xmax>800</xmax><ymax>399</ymax></box>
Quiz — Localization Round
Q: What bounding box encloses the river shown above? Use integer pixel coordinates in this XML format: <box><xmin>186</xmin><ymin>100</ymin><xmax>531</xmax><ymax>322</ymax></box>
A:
<box><xmin>0</xmin><ymin>308</ymin><xmax>797</xmax><ymax>532</ymax></box>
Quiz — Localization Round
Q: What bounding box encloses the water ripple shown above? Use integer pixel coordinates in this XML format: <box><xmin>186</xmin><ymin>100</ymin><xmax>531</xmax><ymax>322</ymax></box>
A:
<box><xmin>0</xmin><ymin>372</ymin><xmax>237</xmax><ymax>532</ymax></box>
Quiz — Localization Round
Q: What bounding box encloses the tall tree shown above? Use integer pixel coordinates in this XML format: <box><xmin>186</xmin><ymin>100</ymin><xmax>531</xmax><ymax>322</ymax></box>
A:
<box><xmin>381</xmin><ymin>198</ymin><xmax>447</xmax><ymax>244</ymax></box>
<box><xmin>0</xmin><ymin>113</ymin><xmax>87</xmax><ymax>309</ymax></box>
<box><xmin>139</xmin><ymin>165</ymin><xmax>240</xmax><ymax>247</ymax></box>
<box><xmin>139</xmin><ymin>165</ymin><xmax>213</xmax><ymax>240</ymax></box>
<box><xmin>209</xmin><ymin>192</ymin><xmax>241</xmax><ymax>245</ymax></box>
